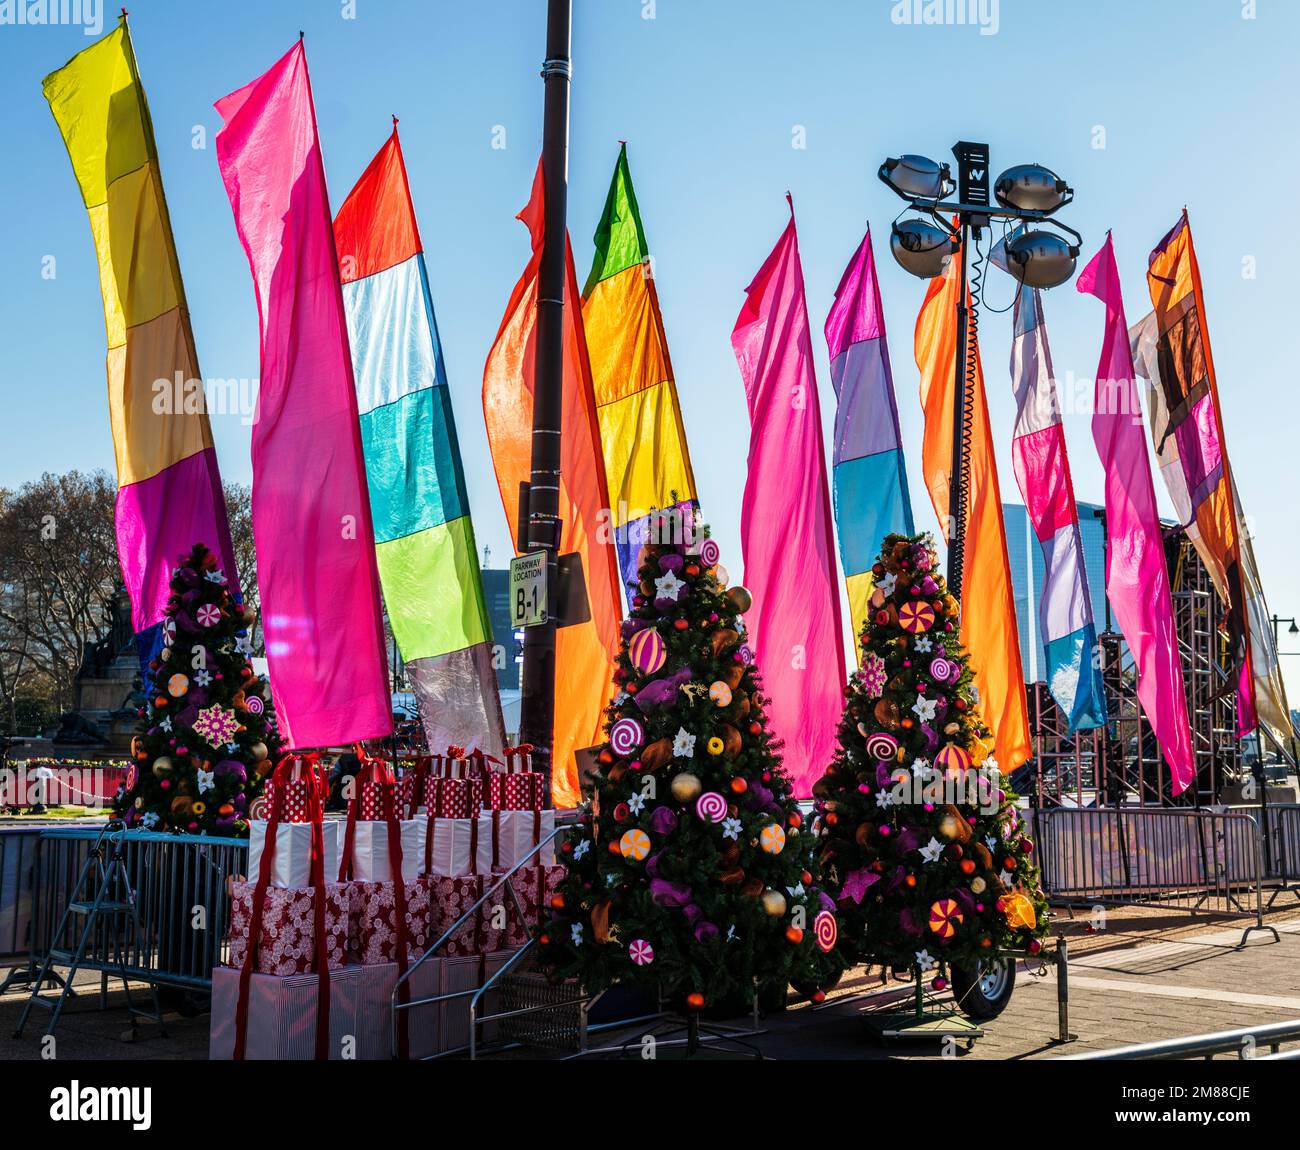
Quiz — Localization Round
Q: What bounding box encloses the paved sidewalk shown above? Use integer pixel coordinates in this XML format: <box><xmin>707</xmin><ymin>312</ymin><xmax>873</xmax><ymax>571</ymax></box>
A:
<box><xmin>2</xmin><ymin>904</ymin><xmax>1298</xmax><ymax>1060</ymax></box>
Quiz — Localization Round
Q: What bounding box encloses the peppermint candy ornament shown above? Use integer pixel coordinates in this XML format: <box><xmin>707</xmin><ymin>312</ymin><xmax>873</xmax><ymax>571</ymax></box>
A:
<box><xmin>196</xmin><ymin>603</ymin><xmax>222</xmax><ymax>628</ymax></box>
<box><xmin>619</xmin><ymin>829</ymin><xmax>651</xmax><ymax>861</ymax></box>
<box><xmin>759</xmin><ymin>823</ymin><xmax>786</xmax><ymax>854</ymax></box>
<box><xmin>813</xmin><ymin>910</ymin><xmax>838</xmax><ymax>953</ymax></box>
<box><xmin>245</xmin><ymin>695</ymin><xmax>265</xmax><ymax>716</ymax></box>
<box><xmin>928</xmin><ymin>898</ymin><xmax>963</xmax><ymax>939</ymax></box>
<box><xmin>709</xmin><ymin>681</ymin><xmax>733</xmax><ymax>707</ymax></box>
<box><xmin>698</xmin><ymin>538</ymin><xmax>721</xmax><ymax>567</ymax></box>
<box><xmin>167</xmin><ymin>673</ymin><xmax>189</xmax><ymax>698</ymax></box>
<box><xmin>609</xmin><ymin>716</ymin><xmax>645</xmax><ymax>757</ymax></box>
<box><xmin>695</xmin><ymin>791</ymin><xmax>728</xmax><ymax>823</ymax></box>
<box><xmin>629</xmin><ymin>939</ymin><xmax>655</xmax><ymax>965</ymax></box>
<box><xmin>865</xmin><ymin>731</ymin><xmax>899</xmax><ymax>762</ymax></box>
<box><xmin>929</xmin><ymin>656</ymin><xmax>959</xmax><ymax>684</ymax></box>
<box><xmin>898</xmin><ymin>600</ymin><xmax>936</xmax><ymax>633</ymax></box>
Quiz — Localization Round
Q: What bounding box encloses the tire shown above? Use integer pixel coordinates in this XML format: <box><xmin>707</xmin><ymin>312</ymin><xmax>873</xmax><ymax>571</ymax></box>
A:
<box><xmin>950</xmin><ymin>957</ymin><xmax>1014</xmax><ymax>1021</ymax></box>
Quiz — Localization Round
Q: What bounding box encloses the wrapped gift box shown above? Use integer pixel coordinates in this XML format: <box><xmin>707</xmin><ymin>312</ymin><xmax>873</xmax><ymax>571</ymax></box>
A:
<box><xmin>427</xmin><ymin>873</ymin><xmax>491</xmax><ymax>957</ymax></box>
<box><xmin>262</xmin><ymin>775</ymin><xmax>326</xmax><ymax>821</ymax></box>
<box><xmin>486</xmin><ymin>771</ymin><xmax>545</xmax><ymax>812</ymax></box>
<box><xmin>499</xmin><ymin>863</ymin><xmax>566</xmax><ymax>949</ymax></box>
<box><xmin>342</xmin><ymin>819</ymin><xmax>425</xmax><ymax>883</ymax></box>
<box><xmin>247</xmin><ymin>819</ymin><xmax>340</xmax><ymax>890</ymax></box>
<box><xmin>424</xmin><ymin>815</ymin><xmax>493</xmax><ymax>877</ymax></box>
<box><xmin>228</xmin><ymin>880</ymin><xmax>350</xmax><ymax>976</ymax></box>
<box><xmin>348</xmin><ymin>878</ymin><xmax>432</xmax><ymax>965</ymax></box>
<box><xmin>486</xmin><ymin>809</ymin><xmax>557</xmax><ymax>872</ymax></box>
<box><xmin>210</xmin><ymin>962</ymin><xmax>398</xmax><ymax>1060</ymax></box>
<box><xmin>435</xmin><ymin>777</ymin><xmax>483</xmax><ymax>819</ymax></box>
<box><xmin>399</xmin><ymin>772</ymin><xmax>438</xmax><ymax>817</ymax></box>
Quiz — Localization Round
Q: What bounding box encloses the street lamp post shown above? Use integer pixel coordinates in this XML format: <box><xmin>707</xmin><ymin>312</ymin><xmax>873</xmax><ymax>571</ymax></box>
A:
<box><xmin>878</xmin><ymin>143</ymin><xmax>1081</xmax><ymax>600</ymax></box>
<box><xmin>1270</xmin><ymin>615</ymin><xmax>1300</xmax><ymax>765</ymax></box>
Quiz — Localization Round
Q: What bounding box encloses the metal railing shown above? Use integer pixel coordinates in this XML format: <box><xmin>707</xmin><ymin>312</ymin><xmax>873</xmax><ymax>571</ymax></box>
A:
<box><xmin>29</xmin><ymin>826</ymin><xmax>246</xmax><ymax>990</ymax></box>
<box><xmin>1065</xmin><ymin>1018</ymin><xmax>1300</xmax><ymax>1060</ymax></box>
<box><xmin>1032</xmin><ymin>806</ymin><xmax>1278</xmax><ymax>945</ymax></box>
<box><xmin>392</xmin><ymin>822</ymin><xmax>589</xmax><ymax>1059</ymax></box>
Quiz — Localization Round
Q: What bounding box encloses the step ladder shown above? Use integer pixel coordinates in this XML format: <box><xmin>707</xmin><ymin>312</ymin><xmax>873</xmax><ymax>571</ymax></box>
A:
<box><xmin>13</xmin><ymin>820</ymin><xmax>166</xmax><ymax>1040</ymax></box>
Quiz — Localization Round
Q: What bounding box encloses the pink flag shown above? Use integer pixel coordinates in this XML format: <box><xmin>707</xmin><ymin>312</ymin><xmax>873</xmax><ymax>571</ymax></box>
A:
<box><xmin>1077</xmin><ymin>235</ymin><xmax>1193</xmax><ymax>793</ymax></box>
<box><xmin>732</xmin><ymin>199</ymin><xmax>846</xmax><ymax>796</ymax></box>
<box><xmin>216</xmin><ymin>42</ymin><xmax>391</xmax><ymax>749</ymax></box>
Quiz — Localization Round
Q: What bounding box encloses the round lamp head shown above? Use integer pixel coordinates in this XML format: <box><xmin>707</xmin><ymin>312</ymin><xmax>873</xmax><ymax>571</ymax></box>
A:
<box><xmin>994</xmin><ymin>164</ymin><xmax>1071</xmax><ymax>213</ymax></box>
<box><xmin>1006</xmin><ymin>229</ymin><xmax>1079</xmax><ymax>289</ymax></box>
<box><xmin>890</xmin><ymin>218</ymin><xmax>957</xmax><ymax>279</ymax></box>
<box><xmin>881</xmin><ymin>155</ymin><xmax>952</xmax><ymax>200</ymax></box>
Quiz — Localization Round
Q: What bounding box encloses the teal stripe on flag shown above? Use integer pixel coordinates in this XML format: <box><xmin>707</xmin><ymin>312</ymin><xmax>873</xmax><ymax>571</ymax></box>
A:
<box><xmin>833</xmin><ymin>449</ymin><xmax>914</xmax><ymax>575</ymax></box>
<box><xmin>360</xmin><ymin>385</ymin><xmax>468</xmax><ymax>543</ymax></box>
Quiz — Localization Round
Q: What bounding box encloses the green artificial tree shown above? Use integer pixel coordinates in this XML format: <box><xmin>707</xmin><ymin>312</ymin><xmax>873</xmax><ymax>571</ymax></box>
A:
<box><xmin>537</xmin><ymin>528</ymin><xmax>844</xmax><ymax>1010</ymax></box>
<box><xmin>118</xmin><ymin>543</ymin><xmax>280</xmax><ymax>836</ymax></box>
<box><xmin>813</xmin><ymin>532</ymin><xmax>1048</xmax><ymax>982</ymax></box>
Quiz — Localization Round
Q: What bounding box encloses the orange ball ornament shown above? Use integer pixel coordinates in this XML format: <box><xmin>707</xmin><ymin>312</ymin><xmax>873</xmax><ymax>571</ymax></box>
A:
<box><xmin>550</xmin><ymin>894</ymin><xmax>566</xmax><ymax>911</ymax></box>
<box><xmin>785</xmin><ymin>926</ymin><xmax>804</xmax><ymax>944</ymax></box>
<box><xmin>729</xmin><ymin>777</ymin><xmax>748</xmax><ymax>794</ymax></box>
<box><xmin>685</xmin><ymin>992</ymin><xmax>705</xmax><ymax>1011</ymax></box>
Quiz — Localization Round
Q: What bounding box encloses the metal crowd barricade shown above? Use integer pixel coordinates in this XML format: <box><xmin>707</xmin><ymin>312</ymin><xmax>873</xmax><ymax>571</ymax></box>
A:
<box><xmin>1032</xmin><ymin>806</ymin><xmax>1278</xmax><ymax>946</ymax></box>
<box><xmin>30</xmin><ymin>826</ymin><xmax>247</xmax><ymax>991</ymax></box>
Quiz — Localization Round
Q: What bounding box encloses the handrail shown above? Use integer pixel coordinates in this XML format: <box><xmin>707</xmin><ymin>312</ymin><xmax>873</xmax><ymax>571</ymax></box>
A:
<box><xmin>390</xmin><ymin>821</ymin><xmax>571</xmax><ymax>1057</ymax></box>
<box><xmin>1064</xmin><ymin>1018</ymin><xmax>1300</xmax><ymax>1060</ymax></box>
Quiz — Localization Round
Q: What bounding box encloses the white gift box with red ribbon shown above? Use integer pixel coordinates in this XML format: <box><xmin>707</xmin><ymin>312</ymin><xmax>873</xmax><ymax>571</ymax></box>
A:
<box><xmin>345</xmin><ymin>819</ymin><xmax>425</xmax><ymax>884</ymax></box>
<box><xmin>486</xmin><ymin>809</ymin><xmax>556</xmax><ymax>873</ymax></box>
<box><xmin>423</xmin><ymin>815</ymin><xmax>494</xmax><ymax>877</ymax></box>
<box><xmin>248</xmin><ymin>819</ymin><xmax>340</xmax><ymax>890</ymax></box>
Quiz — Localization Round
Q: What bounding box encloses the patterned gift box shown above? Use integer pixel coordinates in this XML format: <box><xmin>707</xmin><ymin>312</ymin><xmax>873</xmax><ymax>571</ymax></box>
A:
<box><xmin>473</xmin><ymin>863</ymin><xmax>565</xmax><ymax>950</ymax></box>
<box><xmin>357</xmin><ymin>779</ymin><xmax>400</xmax><ymax>821</ymax></box>
<box><xmin>228</xmin><ymin>880</ymin><xmax>350</xmax><ymax>976</ymax></box>
<box><xmin>260</xmin><ymin>778</ymin><xmax>319</xmax><ymax>823</ymax></box>
<box><xmin>428</xmin><ymin>873</ymin><xmax>488</xmax><ymax>957</ymax></box>
<box><xmin>347</xmin><ymin>877</ymin><xmax>432</xmax><ymax>966</ymax></box>
<box><xmin>435</xmin><ymin>777</ymin><xmax>483</xmax><ymax>819</ymax></box>
<box><xmin>486</xmin><ymin>771</ymin><xmax>545</xmax><ymax>812</ymax></box>
<box><xmin>399</xmin><ymin>772</ymin><xmax>439</xmax><ymax>816</ymax></box>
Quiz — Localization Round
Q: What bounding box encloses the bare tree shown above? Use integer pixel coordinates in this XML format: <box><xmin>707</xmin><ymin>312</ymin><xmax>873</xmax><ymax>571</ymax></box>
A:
<box><xmin>223</xmin><ymin>481</ymin><xmax>261</xmax><ymax>654</ymax></box>
<box><xmin>0</xmin><ymin>471</ymin><xmax>119</xmax><ymax>717</ymax></box>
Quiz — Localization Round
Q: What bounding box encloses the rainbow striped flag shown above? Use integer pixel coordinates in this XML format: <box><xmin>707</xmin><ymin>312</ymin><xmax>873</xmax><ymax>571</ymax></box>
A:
<box><xmin>335</xmin><ymin>127</ymin><xmax>505</xmax><ymax>757</ymax></box>
<box><xmin>582</xmin><ymin>145</ymin><xmax>697</xmax><ymax>590</ymax></box>
<box><xmin>43</xmin><ymin>18</ymin><xmax>237</xmax><ymax>660</ymax></box>
<box><xmin>824</xmin><ymin>226</ymin><xmax>915</xmax><ymax>649</ymax></box>
<box><xmin>1008</xmin><ymin>283</ymin><xmax>1106</xmax><ymax>732</ymax></box>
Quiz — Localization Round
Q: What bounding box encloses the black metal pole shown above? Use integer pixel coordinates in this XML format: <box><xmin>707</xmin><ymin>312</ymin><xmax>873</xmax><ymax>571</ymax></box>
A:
<box><xmin>518</xmin><ymin>0</ymin><xmax>572</xmax><ymax>805</ymax></box>
<box><xmin>947</xmin><ymin>219</ymin><xmax>969</xmax><ymax>599</ymax></box>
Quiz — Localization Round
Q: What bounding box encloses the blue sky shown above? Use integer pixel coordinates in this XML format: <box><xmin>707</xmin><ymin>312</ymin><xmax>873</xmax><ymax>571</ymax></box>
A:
<box><xmin>3</xmin><ymin>0</ymin><xmax>1299</xmax><ymax>704</ymax></box>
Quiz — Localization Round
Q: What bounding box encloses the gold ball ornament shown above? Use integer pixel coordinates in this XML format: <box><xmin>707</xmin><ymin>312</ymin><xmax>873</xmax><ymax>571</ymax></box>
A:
<box><xmin>249</xmin><ymin>742</ymin><xmax>268</xmax><ymax>762</ymax></box>
<box><xmin>760</xmin><ymin>889</ymin><xmax>788</xmax><ymax>917</ymax></box>
<box><xmin>670</xmin><ymin>772</ymin><xmax>703</xmax><ymax>803</ymax></box>
<box><xmin>152</xmin><ymin>756</ymin><xmax>173</xmax><ymax>776</ymax></box>
<box><xmin>725</xmin><ymin>586</ymin><xmax>753</xmax><ymax>615</ymax></box>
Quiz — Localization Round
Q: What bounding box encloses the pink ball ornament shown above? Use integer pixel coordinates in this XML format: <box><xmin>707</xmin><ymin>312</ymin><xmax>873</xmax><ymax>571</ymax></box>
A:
<box><xmin>933</xmin><ymin>977</ymin><xmax>948</xmax><ymax>991</ymax></box>
<box><xmin>879</xmin><ymin>826</ymin><xmax>891</xmax><ymax>837</ymax></box>
<box><xmin>160</xmin><ymin>779</ymin><xmax>171</xmax><ymax>790</ymax></box>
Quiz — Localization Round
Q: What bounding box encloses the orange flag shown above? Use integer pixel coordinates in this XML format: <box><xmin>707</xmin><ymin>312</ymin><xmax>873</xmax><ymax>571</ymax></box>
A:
<box><xmin>915</xmin><ymin>250</ymin><xmax>1030</xmax><ymax>772</ymax></box>
<box><xmin>483</xmin><ymin>163</ymin><xmax>623</xmax><ymax>807</ymax></box>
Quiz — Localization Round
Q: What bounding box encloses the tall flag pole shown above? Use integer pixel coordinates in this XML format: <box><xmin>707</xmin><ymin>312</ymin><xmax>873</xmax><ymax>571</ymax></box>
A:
<box><xmin>824</xmin><ymin>226</ymin><xmax>915</xmax><ymax>653</ymax></box>
<box><xmin>215</xmin><ymin>40</ymin><xmax>392</xmax><ymax>750</ymax></box>
<box><xmin>483</xmin><ymin>162</ymin><xmax>623</xmax><ymax>806</ymax></box>
<box><xmin>1077</xmin><ymin>235</ymin><xmax>1193</xmax><ymax>794</ymax></box>
<box><xmin>1006</xmin><ymin>281</ymin><xmax>1106</xmax><ymax>731</ymax></box>
<box><xmin>915</xmin><ymin>239</ymin><xmax>1030</xmax><ymax>774</ymax></box>
<box><xmin>1144</xmin><ymin>212</ymin><xmax>1259</xmax><ymax>739</ymax></box>
<box><xmin>732</xmin><ymin>197</ymin><xmax>846</xmax><ymax>797</ymax></box>
<box><xmin>582</xmin><ymin>143</ymin><xmax>698</xmax><ymax>592</ymax></box>
<box><xmin>1131</xmin><ymin>311</ymin><xmax>1294</xmax><ymax>761</ymax></box>
<box><xmin>43</xmin><ymin>14</ymin><xmax>238</xmax><ymax>663</ymax></box>
<box><xmin>335</xmin><ymin>123</ymin><xmax>506</xmax><ymax>758</ymax></box>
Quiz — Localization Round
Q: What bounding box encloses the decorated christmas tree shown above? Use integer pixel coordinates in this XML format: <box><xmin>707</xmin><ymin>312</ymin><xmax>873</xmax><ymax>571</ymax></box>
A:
<box><xmin>117</xmin><ymin>544</ymin><xmax>280</xmax><ymax>836</ymax></box>
<box><xmin>812</xmin><ymin>532</ymin><xmax>1048</xmax><ymax>977</ymax></box>
<box><xmin>537</xmin><ymin>527</ymin><xmax>843</xmax><ymax>1008</ymax></box>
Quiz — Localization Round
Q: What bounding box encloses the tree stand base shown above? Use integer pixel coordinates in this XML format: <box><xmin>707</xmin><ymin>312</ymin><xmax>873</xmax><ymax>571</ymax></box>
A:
<box><xmin>862</xmin><ymin>965</ymin><xmax>984</xmax><ymax>1046</ymax></box>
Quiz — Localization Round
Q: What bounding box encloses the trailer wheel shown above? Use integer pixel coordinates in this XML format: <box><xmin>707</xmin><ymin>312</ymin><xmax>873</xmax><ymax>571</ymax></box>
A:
<box><xmin>950</xmin><ymin>957</ymin><xmax>1014</xmax><ymax>1020</ymax></box>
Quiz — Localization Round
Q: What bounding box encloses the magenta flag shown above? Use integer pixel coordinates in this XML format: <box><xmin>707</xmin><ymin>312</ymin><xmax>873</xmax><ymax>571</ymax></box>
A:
<box><xmin>216</xmin><ymin>41</ymin><xmax>391</xmax><ymax>749</ymax></box>
<box><xmin>732</xmin><ymin>199</ymin><xmax>846</xmax><ymax>797</ymax></box>
<box><xmin>1077</xmin><ymin>236</ymin><xmax>1193</xmax><ymax>794</ymax></box>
